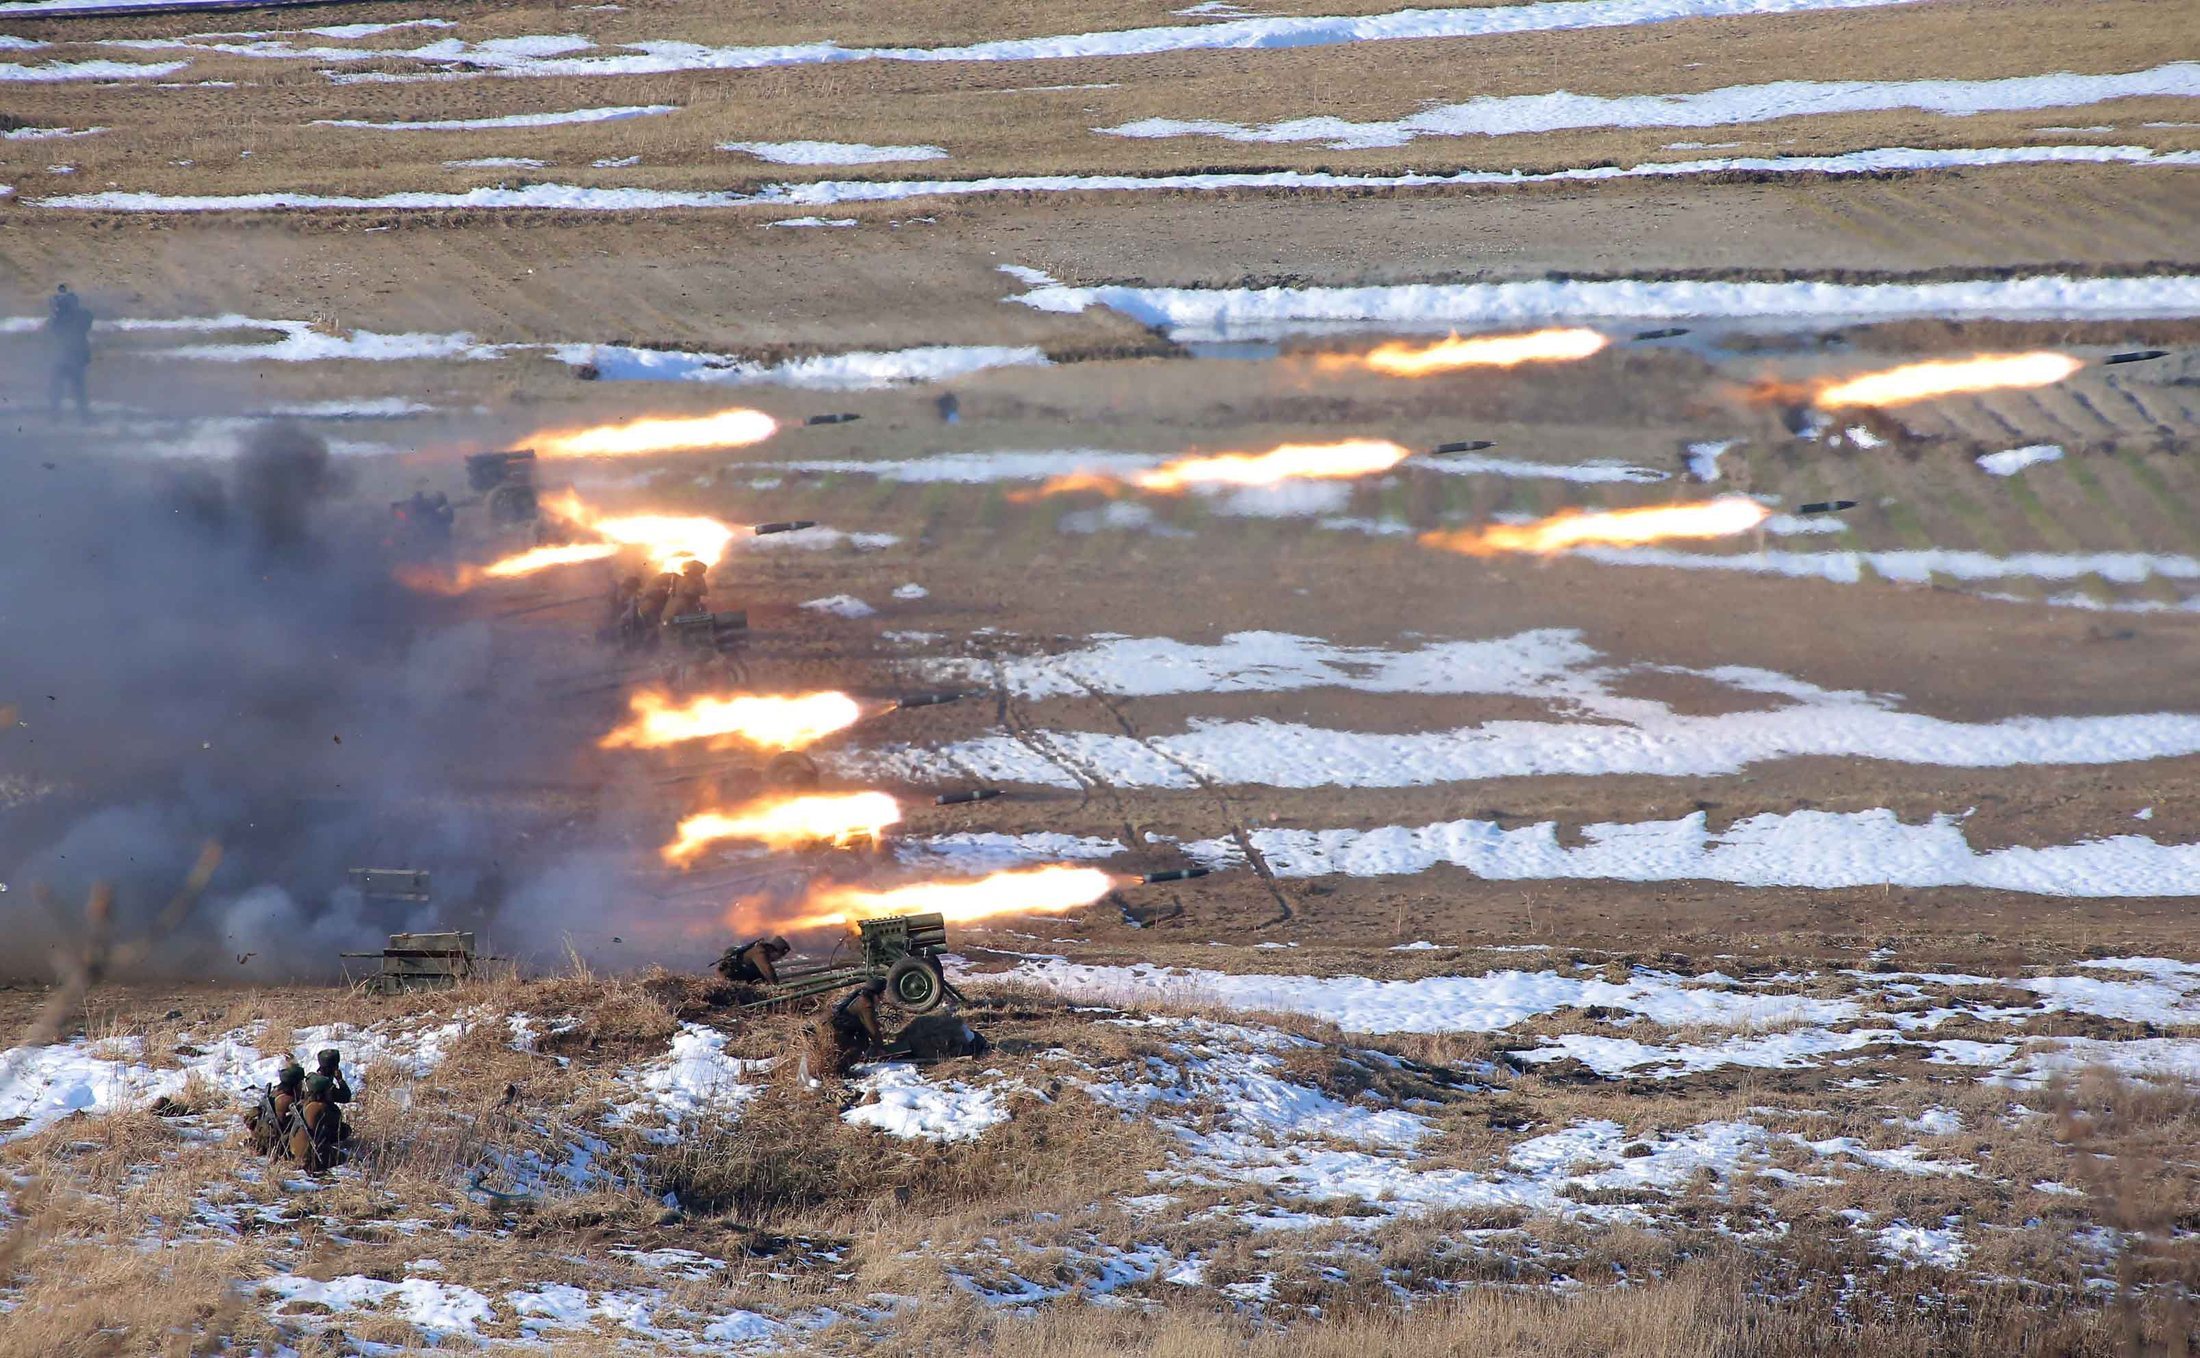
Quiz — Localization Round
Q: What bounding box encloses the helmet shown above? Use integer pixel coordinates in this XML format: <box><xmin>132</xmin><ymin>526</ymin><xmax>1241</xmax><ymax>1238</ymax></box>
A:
<box><xmin>278</xmin><ymin>1062</ymin><xmax>305</xmax><ymax>1087</ymax></box>
<box><xmin>681</xmin><ymin>560</ymin><xmax>707</xmax><ymax>577</ymax></box>
<box><xmin>304</xmin><ymin>1074</ymin><xmax>334</xmax><ymax>1100</ymax></box>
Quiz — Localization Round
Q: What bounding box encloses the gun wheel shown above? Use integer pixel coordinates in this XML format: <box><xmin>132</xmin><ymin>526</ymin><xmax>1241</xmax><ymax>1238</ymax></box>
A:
<box><xmin>885</xmin><ymin>958</ymin><xmax>943</xmax><ymax>1014</ymax></box>
<box><xmin>766</xmin><ymin>751</ymin><xmax>821</xmax><ymax>789</ymax></box>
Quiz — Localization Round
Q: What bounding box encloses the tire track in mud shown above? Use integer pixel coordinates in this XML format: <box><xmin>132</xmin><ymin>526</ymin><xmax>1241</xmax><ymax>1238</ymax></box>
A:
<box><xmin>1066</xmin><ymin>676</ymin><xmax>1296</xmax><ymax>927</ymax></box>
<box><xmin>977</xmin><ymin>650</ymin><xmax>1118</xmax><ymax>817</ymax></box>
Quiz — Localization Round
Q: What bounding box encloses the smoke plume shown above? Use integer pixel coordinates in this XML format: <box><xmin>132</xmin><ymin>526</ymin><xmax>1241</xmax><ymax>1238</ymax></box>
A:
<box><xmin>0</xmin><ymin>424</ymin><xmax>678</xmax><ymax>981</ymax></box>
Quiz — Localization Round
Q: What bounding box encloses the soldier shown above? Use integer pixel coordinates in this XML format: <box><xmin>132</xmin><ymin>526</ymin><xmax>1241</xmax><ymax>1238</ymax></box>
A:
<box><xmin>288</xmin><ymin>1073</ymin><xmax>348</xmax><ymax>1171</ymax></box>
<box><xmin>827</xmin><ymin>977</ymin><xmax>889</xmax><ymax>1076</ymax></box>
<box><xmin>46</xmin><ymin>284</ymin><xmax>93</xmax><ymax>420</ymax></box>
<box><xmin>315</xmin><ymin>1049</ymin><xmax>352</xmax><ymax>1105</ymax></box>
<box><xmin>715</xmin><ymin>934</ymin><xmax>791</xmax><ymax>985</ymax></box>
<box><xmin>607</xmin><ymin>572</ymin><xmax>643</xmax><ymax>643</ymax></box>
<box><xmin>635</xmin><ymin>571</ymin><xmax>678</xmax><ymax>638</ymax></box>
<box><xmin>665</xmin><ymin>560</ymin><xmax>709</xmax><ymax>620</ymax></box>
<box><xmin>248</xmin><ymin>1062</ymin><xmax>305</xmax><ymax>1157</ymax></box>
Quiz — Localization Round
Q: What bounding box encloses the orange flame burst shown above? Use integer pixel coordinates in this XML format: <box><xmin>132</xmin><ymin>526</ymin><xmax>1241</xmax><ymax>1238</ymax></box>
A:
<box><xmin>601</xmin><ymin>688</ymin><xmax>867</xmax><ymax>752</ymax></box>
<box><xmin>663</xmin><ymin>791</ymin><xmax>903</xmax><ymax>864</ymax></box>
<box><xmin>1813</xmin><ymin>352</ymin><xmax>2082</xmax><ymax>408</ymax></box>
<box><xmin>395</xmin><ymin>540</ymin><xmax>622</xmax><ymax>594</ymax></box>
<box><xmin>531</xmin><ymin>407</ymin><xmax>780</xmax><ymax>459</ymax></box>
<box><xmin>1027</xmin><ymin>439</ymin><xmax>1412</xmax><ymax>499</ymax></box>
<box><xmin>775</xmin><ymin>863</ymin><xmax>1120</xmax><ymax>931</ymax></box>
<box><xmin>1746</xmin><ymin>352</ymin><xmax>2083</xmax><ymax>411</ymax></box>
<box><xmin>1422</xmin><ymin>496</ymin><xmax>1771</xmax><ymax>556</ymax></box>
<box><xmin>1319</xmin><ymin>328</ymin><xmax>1610</xmax><ymax>377</ymax></box>
<box><xmin>544</xmin><ymin>489</ymin><xmax>743</xmax><ymax>573</ymax></box>
<box><xmin>480</xmin><ymin>541</ymin><xmax>623</xmax><ymax>579</ymax></box>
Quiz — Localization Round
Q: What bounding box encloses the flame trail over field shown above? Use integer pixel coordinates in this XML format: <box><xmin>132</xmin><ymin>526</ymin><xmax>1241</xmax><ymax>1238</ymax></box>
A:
<box><xmin>1028</xmin><ymin>439</ymin><xmax>1413</xmax><ymax>498</ymax></box>
<box><xmin>1749</xmin><ymin>352</ymin><xmax>2083</xmax><ymax>411</ymax></box>
<box><xmin>1319</xmin><ymin>328</ymin><xmax>1610</xmax><ymax>376</ymax></box>
<box><xmin>774</xmin><ymin>863</ymin><xmax>1119</xmax><ymax>931</ymax></box>
<box><xmin>663</xmin><ymin>791</ymin><xmax>902</xmax><ymax>864</ymax></box>
<box><xmin>531</xmin><ymin>408</ymin><xmax>779</xmax><ymax>459</ymax></box>
<box><xmin>480</xmin><ymin>542</ymin><xmax>622</xmax><ymax>578</ymax></box>
<box><xmin>544</xmin><ymin>489</ymin><xmax>742</xmax><ymax>573</ymax></box>
<box><xmin>1422</xmin><ymin>496</ymin><xmax>1771</xmax><ymax>556</ymax></box>
<box><xmin>602</xmin><ymin>688</ymin><xmax>867</xmax><ymax>751</ymax></box>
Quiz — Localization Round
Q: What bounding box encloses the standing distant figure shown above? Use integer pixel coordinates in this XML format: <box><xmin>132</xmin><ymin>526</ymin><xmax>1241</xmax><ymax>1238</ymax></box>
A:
<box><xmin>46</xmin><ymin>284</ymin><xmax>93</xmax><ymax>419</ymax></box>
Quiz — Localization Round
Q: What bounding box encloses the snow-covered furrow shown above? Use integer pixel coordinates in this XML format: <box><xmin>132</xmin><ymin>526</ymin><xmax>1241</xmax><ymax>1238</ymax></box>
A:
<box><xmin>721</xmin><ymin>139</ymin><xmax>948</xmax><ymax>164</ymax></box>
<box><xmin>842</xmin><ymin>703</ymin><xmax>2200</xmax><ymax>790</ymax></box>
<box><xmin>1014</xmin><ymin>262</ymin><xmax>2200</xmax><ymax>341</ymax></box>
<box><xmin>1103</xmin><ymin>63</ymin><xmax>2200</xmax><ymax>149</ymax></box>
<box><xmin>314</xmin><ymin>104</ymin><xmax>678</xmax><ymax>130</ymax></box>
<box><xmin>75</xmin><ymin>0</ymin><xmax>1933</xmax><ymax>79</ymax></box>
<box><xmin>0</xmin><ymin>313</ymin><xmax>1048</xmax><ymax>390</ymax></box>
<box><xmin>1177</xmin><ymin>808</ymin><xmax>2200</xmax><ymax>898</ymax></box>
<box><xmin>555</xmin><ymin>340</ymin><xmax>1049</xmax><ymax>388</ymax></box>
<box><xmin>930</xmin><ymin>628</ymin><xmax>1611</xmax><ymax>702</ymax></box>
<box><xmin>0</xmin><ymin>57</ymin><xmax>189</xmax><ymax>81</ymax></box>
<box><xmin>31</xmin><ymin>146</ymin><xmax>2200</xmax><ymax>212</ymax></box>
<box><xmin>1014</xmin><ymin>958</ymin><xmax>1859</xmax><ymax>1033</ymax></box>
<box><xmin>760</xmin><ymin>448</ymin><xmax>1666</xmax><ymax>485</ymax></box>
<box><xmin>1571</xmin><ymin>545</ymin><xmax>2200</xmax><ymax>586</ymax></box>
<box><xmin>1008</xmin><ymin>956</ymin><xmax>2200</xmax><ymax>1038</ymax></box>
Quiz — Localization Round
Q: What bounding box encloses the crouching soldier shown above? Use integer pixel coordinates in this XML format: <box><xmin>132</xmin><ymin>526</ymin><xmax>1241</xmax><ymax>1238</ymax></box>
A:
<box><xmin>287</xmin><ymin>1074</ymin><xmax>349</xmax><ymax>1172</ymax></box>
<box><xmin>716</xmin><ymin>935</ymin><xmax>791</xmax><ymax>986</ymax></box>
<box><xmin>315</xmin><ymin>1048</ymin><xmax>353</xmax><ymax>1106</ymax></box>
<box><xmin>248</xmin><ymin>1062</ymin><xmax>305</xmax><ymax>1156</ymax></box>
<box><xmin>826</xmin><ymin>977</ymin><xmax>889</xmax><ymax>1078</ymax></box>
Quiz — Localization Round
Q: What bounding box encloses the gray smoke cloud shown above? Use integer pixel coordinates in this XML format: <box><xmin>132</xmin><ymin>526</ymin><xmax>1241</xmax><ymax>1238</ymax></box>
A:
<box><xmin>0</xmin><ymin>424</ymin><xmax>689</xmax><ymax>982</ymax></box>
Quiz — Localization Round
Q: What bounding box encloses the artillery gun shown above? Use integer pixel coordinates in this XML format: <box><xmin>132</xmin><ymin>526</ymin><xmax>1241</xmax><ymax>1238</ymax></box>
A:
<box><xmin>465</xmin><ymin>449</ymin><xmax>540</xmax><ymax>527</ymax></box>
<box><xmin>735</xmin><ymin>911</ymin><xmax>961</xmax><ymax>1015</ymax></box>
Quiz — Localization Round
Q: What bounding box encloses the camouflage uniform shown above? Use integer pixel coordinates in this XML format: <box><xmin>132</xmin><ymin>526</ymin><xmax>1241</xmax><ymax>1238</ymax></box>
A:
<box><xmin>249</xmin><ymin>1063</ymin><xmax>305</xmax><ymax>1156</ymax></box>
<box><xmin>289</xmin><ymin>1074</ymin><xmax>347</xmax><ymax>1171</ymax></box>
<box><xmin>827</xmin><ymin>979</ymin><xmax>889</xmax><ymax>1077</ymax></box>
<box><xmin>716</xmin><ymin>935</ymin><xmax>791</xmax><ymax>985</ymax></box>
<box><xmin>665</xmin><ymin>561</ymin><xmax>709</xmax><ymax>621</ymax></box>
<box><xmin>316</xmin><ymin>1049</ymin><xmax>353</xmax><ymax>1105</ymax></box>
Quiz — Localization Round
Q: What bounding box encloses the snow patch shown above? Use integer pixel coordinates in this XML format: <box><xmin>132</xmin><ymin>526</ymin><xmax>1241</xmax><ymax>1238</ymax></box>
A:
<box><xmin>844</xmin><ymin>1063</ymin><xmax>1014</xmax><ymax>1141</ymax></box>
<box><xmin>723</xmin><ymin>139</ymin><xmax>949</xmax><ymax>165</ymax></box>
<box><xmin>800</xmin><ymin>593</ymin><xmax>875</xmax><ymax>618</ymax></box>
<box><xmin>1978</xmin><ymin>443</ymin><xmax>2065</xmax><ymax>475</ymax></box>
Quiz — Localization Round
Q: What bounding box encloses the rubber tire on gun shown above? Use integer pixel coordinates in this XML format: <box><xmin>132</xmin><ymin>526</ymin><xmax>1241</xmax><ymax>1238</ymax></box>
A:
<box><xmin>885</xmin><ymin>958</ymin><xmax>944</xmax><ymax>1014</ymax></box>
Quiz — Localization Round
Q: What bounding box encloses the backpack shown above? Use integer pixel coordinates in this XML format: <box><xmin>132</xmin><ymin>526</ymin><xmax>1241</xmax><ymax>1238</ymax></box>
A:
<box><xmin>287</xmin><ymin>1100</ymin><xmax>344</xmax><ymax>1171</ymax></box>
<box><xmin>250</xmin><ymin>1085</ymin><xmax>294</xmax><ymax>1157</ymax></box>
